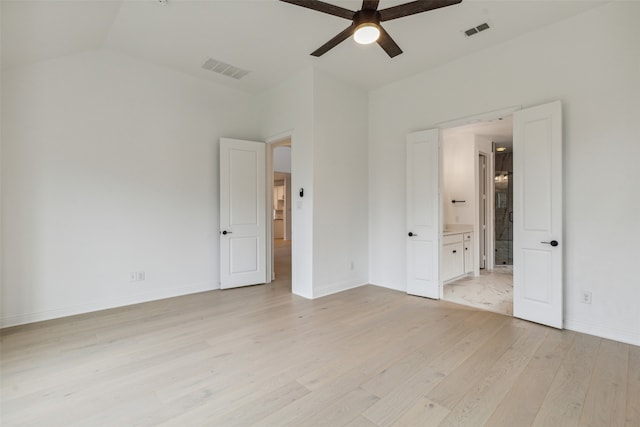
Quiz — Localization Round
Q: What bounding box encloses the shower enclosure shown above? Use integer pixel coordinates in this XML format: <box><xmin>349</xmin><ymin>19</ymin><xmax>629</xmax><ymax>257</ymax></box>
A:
<box><xmin>494</xmin><ymin>151</ymin><xmax>513</xmax><ymax>265</ymax></box>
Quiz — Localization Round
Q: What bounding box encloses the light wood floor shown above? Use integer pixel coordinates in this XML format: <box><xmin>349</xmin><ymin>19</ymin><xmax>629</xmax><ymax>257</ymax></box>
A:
<box><xmin>1</xmin><ymin>246</ymin><xmax>638</xmax><ymax>426</ymax></box>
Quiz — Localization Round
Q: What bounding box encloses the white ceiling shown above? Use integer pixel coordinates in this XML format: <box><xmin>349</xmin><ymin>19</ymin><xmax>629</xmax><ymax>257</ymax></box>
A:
<box><xmin>1</xmin><ymin>0</ymin><xmax>608</xmax><ymax>93</ymax></box>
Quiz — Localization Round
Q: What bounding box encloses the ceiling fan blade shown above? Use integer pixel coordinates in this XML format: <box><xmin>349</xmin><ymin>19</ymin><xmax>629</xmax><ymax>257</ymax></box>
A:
<box><xmin>377</xmin><ymin>26</ymin><xmax>403</xmax><ymax>58</ymax></box>
<box><xmin>311</xmin><ymin>24</ymin><xmax>356</xmax><ymax>57</ymax></box>
<box><xmin>362</xmin><ymin>0</ymin><xmax>380</xmax><ymax>11</ymax></box>
<box><xmin>379</xmin><ymin>0</ymin><xmax>462</xmax><ymax>22</ymax></box>
<box><xmin>280</xmin><ymin>0</ymin><xmax>354</xmax><ymax>20</ymax></box>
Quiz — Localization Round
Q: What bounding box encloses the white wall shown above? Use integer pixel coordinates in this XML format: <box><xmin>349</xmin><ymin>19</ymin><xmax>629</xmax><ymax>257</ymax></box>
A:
<box><xmin>442</xmin><ymin>131</ymin><xmax>475</xmax><ymax>226</ymax></box>
<box><xmin>1</xmin><ymin>49</ymin><xmax>257</xmax><ymax>326</ymax></box>
<box><xmin>273</xmin><ymin>146</ymin><xmax>291</xmax><ymax>173</ymax></box>
<box><xmin>312</xmin><ymin>71</ymin><xmax>369</xmax><ymax>297</ymax></box>
<box><xmin>255</xmin><ymin>68</ymin><xmax>369</xmax><ymax>298</ymax></box>
<box><xmin>369</xmin><ymin>2</ymin><xmax>640</xmax><ymax>345</ymax></box>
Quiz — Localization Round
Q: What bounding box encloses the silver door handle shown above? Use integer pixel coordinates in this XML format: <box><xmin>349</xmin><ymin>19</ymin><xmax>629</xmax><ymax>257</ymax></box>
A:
<box><xmin>541</xmin><ymin>240</ymin><xmax>558</xmax><ymax>247</ymax></box>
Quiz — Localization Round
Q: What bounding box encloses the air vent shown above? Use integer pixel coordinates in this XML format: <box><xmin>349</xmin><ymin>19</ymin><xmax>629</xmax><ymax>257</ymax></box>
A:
<box><xmin>201</xmin><ymin>58</ymin><xmax>250</xmax><ymax>80</ymax></box>
<box><xmin>464</xmin><ymin>22</ymin><xmax>491</xmax><ymax>37</ymax></box>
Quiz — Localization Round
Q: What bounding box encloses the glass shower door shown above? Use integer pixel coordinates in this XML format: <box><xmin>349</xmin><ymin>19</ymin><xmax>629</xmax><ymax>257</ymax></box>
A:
<box><xmin>495</xmin><ymin>151</ymin><xmax>513</xmax><ymax>265</ymax></box>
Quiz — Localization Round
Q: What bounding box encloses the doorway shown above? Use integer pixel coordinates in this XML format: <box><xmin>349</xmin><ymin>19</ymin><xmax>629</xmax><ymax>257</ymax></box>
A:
<box><xmin>270</xmin><ymin>139</ymin><xmax>292</xmax><ymax>289</ymax></box>
<box><xmin>440</xmin><ymin>116</ymin><xmax>514</xmax><ymax>316</ymax></box>
<box><xmin>406</xmin><ymin>101</ymin><xmax>563</xmax><ymax>327</ymax></box>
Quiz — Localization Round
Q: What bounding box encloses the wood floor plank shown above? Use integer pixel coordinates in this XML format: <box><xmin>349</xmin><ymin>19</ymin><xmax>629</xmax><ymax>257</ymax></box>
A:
<box><xmin>315</xmin><ymin>307</ymin><xmax>478</xmax><ymax>394</ymax></box>
<box><xmin>287</xmin><ymin>387</ymin><xmax>380</xmax><ymax>427</ymax></box>
<box><xmin>251</xmin><ymin>370</ymin><xmax>371</xmax><ymax>426</ymax></box>
<box><xmin>344</xmin><ymin>415</ymin><xmax>380</xmax><ymax>427</ymax></box>
<box><xmin>531</xmin><ymin>333</ymin><xmax>602</xmax><ymax>427</ymax></box>
<box><xmin>578</xmin><ymin>339</ymin><xmax>629</xmax><ymax>427</ymax></box>
<box><xmin>169</xmin><ymin>380</ymin><xmax>310</xmax><ymax>427</ymax></box>
<box><xmin>436</xmin><ymin>324</ymin><xmax>548</xmax><ymax>427</ymax></box>
<box><xmin>360</xmin><ymin>311</ymin><xmax>499</xmax><ymax>399</ymax></box>
<box><xmin>627</xmin><ymin>345</ymin><xmax>640</xmax><ymax>427</ymax></box>
<box><xmin>484</xmin><ymin>329</ymin><xmax>576</xmax><ymax>426</ymax></box>
<box><xmin>424</xmin><ymin>320</ymin><xmax>528</xmax><ymax>410</ymax></box>
<box><xmin>2</xmin><ymin>265</ymin><xmax>638</xmax><ymax>427</ymax></box>
<box><xmin>362</xmin><ymin>315</ymin><xmax>509</xmax><ymax>426</ymax></box>
<box><xmin>391</xmin><ymin>397</ymin><xmax>450</xmax><ymax>427</ymax></box>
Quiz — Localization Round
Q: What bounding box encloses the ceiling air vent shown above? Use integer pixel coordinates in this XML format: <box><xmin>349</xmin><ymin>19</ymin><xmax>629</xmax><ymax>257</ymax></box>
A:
<box><xmin>201</xmin><ymin>58</ymin><xmax>250</xmax><ymax>80</ymax></box>
<box><xmin>464</xmin><ymin>22</ymin><xmax>491</xmax><ymax>37</ymax></box>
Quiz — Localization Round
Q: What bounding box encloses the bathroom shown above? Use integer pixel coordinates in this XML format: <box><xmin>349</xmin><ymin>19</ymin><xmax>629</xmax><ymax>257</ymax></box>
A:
<box><xmin>441</xmin><ymin>117</ymin><xmax>514</xmax><ymax>315</ymax></box>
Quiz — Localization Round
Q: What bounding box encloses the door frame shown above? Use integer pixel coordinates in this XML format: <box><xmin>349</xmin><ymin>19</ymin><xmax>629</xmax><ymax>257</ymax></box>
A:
<box><xmin>435</xmin><ymin>105</ymin><xmax>520</xmax><ymax>299</ymax></box>
<box><xmin>266</xmin><ymin>131</ymin><xmax>293</xmax><ymax>284</ymax></box>
<box><xmin>477</xmin><ymin>152</ymin><xmax>491</xmax><ymax>270</ymax></box>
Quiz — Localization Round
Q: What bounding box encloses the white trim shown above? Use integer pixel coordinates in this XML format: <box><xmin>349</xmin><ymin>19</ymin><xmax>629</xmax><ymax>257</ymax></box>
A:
<box><xmin>435</xmin><ymin>105</ymin><xmax>522</xmax><ymax>130</ymax></box>
<box><xmin>313</xmin><ymin>280</ymin><xmax>367</xmax><ymax>299</ymax></box>
<box><xmin>265</xmin><ymin>130</ymin><xmax>294</xmax><ymax>287</ymax></box>
<box><xmin>476</xmin><ymin>148</ymin><xmax>495</xmax><ymax>271</ymax></box>
<box><xmin>266</xmin><ymin>143</ymin><xmax>274</xmax><ymax>283</ymax></box>
<box><xmin>266</xmin><ymin>129</ymin><xmax>294</xmax><ymax>145</ymax></box>
<box><xmin>1</xmin><ymin>282</ymin><xmax>214</xmax><ymax>328</ymax></box>
<box><xmin>565</xmin><ymin>318</ymin><xmax>640</xmax><ymax>347</ymax></box>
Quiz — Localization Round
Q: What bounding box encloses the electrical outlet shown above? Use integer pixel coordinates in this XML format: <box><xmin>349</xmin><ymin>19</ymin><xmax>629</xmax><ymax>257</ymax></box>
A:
<box><xmin>130</xmin><ymin>271</ymin><xmax>146</xmax><ymax>282</ymax></box>
<box><xmin>581</xmin><ymin>291</ymin><xmax>592</xmax><ymax>304</ymax></box>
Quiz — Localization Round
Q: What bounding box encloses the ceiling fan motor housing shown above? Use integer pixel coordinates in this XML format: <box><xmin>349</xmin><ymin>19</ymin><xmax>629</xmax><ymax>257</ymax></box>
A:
<box><xmin>354</xmin><ymin>9</ymin><xmax>382</xmax><ymax>29</ymax></box>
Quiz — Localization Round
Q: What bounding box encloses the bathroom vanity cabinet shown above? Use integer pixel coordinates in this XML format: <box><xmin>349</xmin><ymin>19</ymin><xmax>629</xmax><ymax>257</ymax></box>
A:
<box><xmin>442</xmin><ymin>230</ymin><xmax>473</xmax><ymax>282</ymax></box>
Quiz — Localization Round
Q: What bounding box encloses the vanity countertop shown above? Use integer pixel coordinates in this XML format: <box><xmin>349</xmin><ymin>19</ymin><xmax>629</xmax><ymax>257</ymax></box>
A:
<box><xmin>443</xmin><ymin>224</ymin><xmax>473</xmax><ymax>236</ymax></box>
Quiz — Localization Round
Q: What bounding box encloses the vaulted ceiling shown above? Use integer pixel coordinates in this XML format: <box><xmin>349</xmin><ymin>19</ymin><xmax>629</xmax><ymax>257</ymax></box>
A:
<box><xmin>1</xmin><ymin>0</ymin><xmax>607</xmax><ymax>93</ymax></box>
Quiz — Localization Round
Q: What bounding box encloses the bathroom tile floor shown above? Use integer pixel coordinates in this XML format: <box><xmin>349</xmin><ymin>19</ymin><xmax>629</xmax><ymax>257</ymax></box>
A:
<box><xmin>443</xmin><ymin>266</ymin><xmax>513</xmax><ymax>316</ymax></box>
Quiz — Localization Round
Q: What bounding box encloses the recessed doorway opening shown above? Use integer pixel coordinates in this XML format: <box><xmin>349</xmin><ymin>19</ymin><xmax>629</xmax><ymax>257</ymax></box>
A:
<box><xmin>440</xmin><ymin>116</ymin><xmax>514</xmax><ymax>316</ymax></box>
<box><xmin>270</xmin><ymin>139</ymin><xmax>292</xmax><ymax>291</ymax></box>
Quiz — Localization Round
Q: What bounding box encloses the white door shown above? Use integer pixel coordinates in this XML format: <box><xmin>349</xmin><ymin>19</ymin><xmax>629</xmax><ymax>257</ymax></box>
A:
<box><xmin>513</xmin><ymin>101</ymin><xmax>563</xmax><ymax>328</ymax></box>
<box><xmin>406</xmin><ymin>129</ymin><xmax>440</xmax><ymax>299</ymax></box>
<box><xmin>219</xmin><ymin>138</ymin><xmax>266</xmax><ymax>289</ymax></box>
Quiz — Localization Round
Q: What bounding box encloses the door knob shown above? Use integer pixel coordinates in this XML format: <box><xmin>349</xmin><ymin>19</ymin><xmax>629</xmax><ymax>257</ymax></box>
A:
<box><xmin>408</xmin><ymin>232</ymin><xmax>418</xmax><ymax>237</ymax></box>
<box><xmin>221</xmin><ymin>230</ymin><xmax>232</xmax><ymax>235</ymax></box>
<box><xmin>541</xmin><ymin>240</ymin><xmax>558</xmax><ymax>247</ymax></box>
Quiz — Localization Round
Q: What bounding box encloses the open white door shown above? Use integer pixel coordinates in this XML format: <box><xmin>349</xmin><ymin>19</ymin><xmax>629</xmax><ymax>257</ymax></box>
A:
<box><xmin>219</xmin><ymin>138</ymin><xmax>266</xmax><ymax>289</ymax></box>
<box><xmin>406</xmin><ymin>129</ymin><xmax>440</xmax><ymax>299</ymax></box>
<box><xmin>513</xmin><ymin>101</ymin><xmax>563</xmax><ymax>328</ymax></box>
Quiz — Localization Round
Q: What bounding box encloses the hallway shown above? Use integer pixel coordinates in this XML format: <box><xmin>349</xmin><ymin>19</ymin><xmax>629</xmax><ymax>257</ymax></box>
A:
<box><xmin>272</xmin><ymin>238</ymin><xmax>291</xmax><ymax>291</ymax></box>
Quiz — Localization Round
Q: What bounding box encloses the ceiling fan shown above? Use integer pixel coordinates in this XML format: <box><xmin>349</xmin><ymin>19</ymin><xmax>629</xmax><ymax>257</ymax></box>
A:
<box><xmin>280</xmin><ymin>0</ymin><xmax>463</xmax><ymax>58</ymax></box>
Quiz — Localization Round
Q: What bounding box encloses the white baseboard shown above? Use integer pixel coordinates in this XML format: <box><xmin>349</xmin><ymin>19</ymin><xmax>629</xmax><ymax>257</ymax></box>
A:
<box><xmin>312</xmin><ymin>279</ymin><xmax>367</xmax><ymax>299</ymax></box>
<box><xmin>564</xmin><ymin>318</ymin><xmax>640</xmax><ymax>347</ymax></box>
<box><xmin>1</xmin><ymin>281</ymin><xmax>217</xmax><ymax>328</ymax></box>
<box><xmin>367</xmin><ymin>280</ymin><xmax>405</xmax><ymax>292</ymax></box>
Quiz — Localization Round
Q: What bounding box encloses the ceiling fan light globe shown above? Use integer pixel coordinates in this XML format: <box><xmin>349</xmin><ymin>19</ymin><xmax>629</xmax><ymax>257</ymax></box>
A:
<box><xmin>354</xmin><ymin>24</ymin><xmax>380</xmax><ymax>45</ymax></box>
